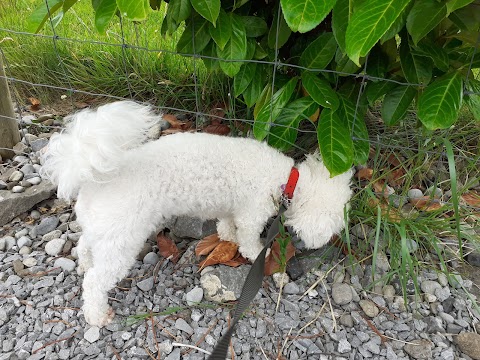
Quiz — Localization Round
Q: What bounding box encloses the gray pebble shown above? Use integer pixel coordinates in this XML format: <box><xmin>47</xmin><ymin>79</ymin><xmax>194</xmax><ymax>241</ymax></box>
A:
<box><xmin>17</xmin><ymin>236</ymin><xmax>32</xmax><ymax>248</ymax></box>
<box><xmin>0</xmin><ymin>236</ymin><xmax>16</xmax><ymax>251</ymax></box>
<box><xmin>84</xmin><ymin>326</ymin><xmax>100</xmax><ymax>343</ymax></box>
<box><xmin>359</xmin><ymin>299</ymin><xmax>379</xmax><ymax>318</ymax></box>
<box><xmin>30</xmin><ymin>138</ymin><xmax>49</xmax><ymax>152</ymax></box>
<box><xmin>143</xmin><ymin>252</ymin><xmax>159</xmax><ymax>265</ymax></box>
<box><xmin>35</xmin><ymin>216</ymin><xmax>59</xmax><ymax>236</ymax></box>
<box><xmin>421</xmin><ymin>280</ymin><xmax>441</xmax><ymax>295</ymax></box>
<box><xmin>45</xmin><ymin>238</ymin><xmax>66</xmax><ymax>256</ymax></box>
<box><xmin>137</xmin><ymin>277</ymin><xmax>155</xmax><ymax>292</ymax></box>
<box><xmin>54</xmin><ymin>257</ymin><xmax>76</xmax><ymax>272</ymax></box>
<box><xmin>175</xmin><ymin>318</ymin><xmax>194</xmax><ymax>335</ymax></box>
<box><xmin>42</xmin><ymin>230</ymin><xmax>62</xmax><ymax>241</ymax></box>
<box><xmin>185</xmin><ymin>287</ymin><xmax>204</xmax><ymax>306</ymax></box>
<box><xmin>337</xmin><ymin>338</ymin><xmax>351</xmax><ymax>353</ymax></box>
<box><xmin>26</xmin><ymin>177</ymin><xmax>42</xmax><ymax>185</ymax></box>
<box><xmin>20</xmin><ymin>164</ymin><xmax>36</xmax><ymax>175</ymax></box>
<box><xmin>8</xmin><ymin>170</ymin><xmax>24</xmax><ymax>182</ymax></box>
<box><xmin>283</xmin><ymin>282</ymin><xmax>300</xmax><ymax>294</ymax></box>
<box><xmin>11</xmin><ymin>186</ymin><xmax>25</xmax><ymax>193</ymax></box>
<box><xmin>332</xmin><ymin>283</ymin><xmax>353</xmax><ymax>305</ymax></box>
<box><xmin>407</xmin><ymin>188</ymin><xmax>423</xmax><ymax>200</ymax></box>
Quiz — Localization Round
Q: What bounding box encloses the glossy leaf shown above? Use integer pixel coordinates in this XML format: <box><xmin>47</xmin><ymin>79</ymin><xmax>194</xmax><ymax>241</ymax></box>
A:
<box><xmin>418</xmin><ymin>72</ymin><xmax>463</xmax><ymax>130</ymax></box>
<box><xmin>242</xmin><ymin>16</ymin><xmax>268</xmax><ymax>37</ymax></box>
<box><xmin>254</xmin><ymin>77</ymin><xmax>298</xmax><ymax>140</ymax></box>
<box><xmin>406</xmin><ymin>0</ymin><xmax>447</xmax><ymax>45</ymax></box>
<box><xmin>381</xmin><ymin>86</ymin><xmax>417</xmax><ymax>125</ymax></box>
<box><xmin>268</xmin><ymin>97</ymin><xmax>318</xmax><ymax>151</ymax></box>
<box><xmin>301</xmin><ymin>72</ymin><xmax>339</xmax><ymax>109</ymax></box>
<box><xmin>381</xmin><ymin>1</ymin><xmax>412</xmax><ymax>43</ymax></box>
<box><xmin>117</xmin><ymin>0</ymin><xmax>149</xmax><ymax>21</ymax></box>
<box><xmin>94</xmin><ymin>0</ymin><xmax>117</xmax><ymax>34</ymax></box>
<box><xmin>267</xmin><ymin>8</ymin><xmax>292</xmax><ymax>49</ymax></box>
<box><xmin>317</xmin><ymin>108</ymin><xmax>354</xmax><ymax>176</ymax></box>
<box><xmin>243</xmin><ymin>66</ymin><xmax>267</xmax><ymax>108</ymax></box>
<box><xmin>209</xmin><ymin>9</ymin><xmax>231</xmax><ymax>51</ymax></box>
<box><xmin>169</xmin><ymin>0</ymin><xmax>191</xmax><ymax>23</ymax></box>
<box><xmin>217</xmin><ymin>14</ymin><xmax>247</xmax><ymax>77</ymax></box>
<box><xmin>366</xmin><ymin>80</ymin><xmax>397</xmax><ymax>105</ymax></box>
<box><xmin>280</xmin><ymin>0</ymin><xmax>336</xmax><ymax>33</ymax></box>
<box><xmin>345</xmin><ymin>0</ymin><xmax>412</xmax><ymax>65</ymax></box>
<box><xmin>234</xmin><ymin>63</ymin><xmax>256</xmax><ymax>96</ymax></box>
<box><xmin>332</xmin><ymin>0</ymin><xmax>352</xmax><ymax>53</ymax></box>
<box><xmin>413</xmin><ymin>41</ymin><xmax>450</xmax><ymax>72</ymax></box>
<box><xmin>254</xmin><ymin>84</ymin><xmax>272</xmax><ymax>118</ymax></box>
<box><xmin>337</xmin><ymin>96</ymin><xmax>369</xmax><ymax>165</ymax></box>
<box><xmin>400</xmin><ymin>37</ymin><xmax>433</xmax><ymax>85</ymax></box>
<box><xmin>299</xmin><ymin>32</ymin><xmax>337</xmax><ymax>70</ymax></box>
<box><xmin>449</xmin><ymin>5</ymin><xmax>480</xmax><ymax>31</ymax></box>
<box><xmin>27</xmin><ymin>0</ymin><xmax>63</xmax><ymax>33</ymax></box>
<box><xmin>176</xmin><ymin>17</ymin><xmax>210</xmax><ymax>54</ymax></box>
<box><xmin>446</xmin><ymin>0</ymin><xmax>475</xmax><ymax>15</ymax></box>
<box><xmin>200</xmin><ymin>41</ymin><xmax>219</xmax><ymax>71</ymax></box>
<box><xmin>190</xmin><ymin>0</ymin><xmax>220</xmax><ymax>25</ymax></box>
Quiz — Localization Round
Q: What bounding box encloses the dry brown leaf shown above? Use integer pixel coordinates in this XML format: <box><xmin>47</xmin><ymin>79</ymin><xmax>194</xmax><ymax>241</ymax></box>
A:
<box><xmin>196</xmin><ymin>233</ymin><xmax>221</xmax><ymax>257</ymax></box>
<box><xmin>356</xmin><ymin>168</ymin><xmax>374</xmax><ymax>181</ymax></box>
<box><xmin>208</xmin><ymin>105</ymin><xmax>226</xmax><ymax>123</ymax></box>
<box><xmin>409</xmin><ymin>196</ymin><xmax>444</xmax><ymax>211</ymax></box>
<box><xmin>372</xmin><ymin>180</ymin><xmax>393</xmax><ymax>199</ymax></box>
<box><xmin>385</xmin><ymin>153</ymin><xmax>406</xmax><ymax>187</ymax></box>
<box><xmin>198</xmin><ymin>241</ymin><xmax>238</xmax><ymax>271</ymax></box>
<box><xmin>309</xmin><ymin>107</ymin><xmax>320</xmax><ymax>122</ymax></box>
<box><xmin>264</xmin><ymin>238</ymin><xmax>296</xmax><ymax>276</ymax></box>
<box><xmin>368</xmin><ymin>198</ymin><xmax>402</xmax><ymax>223</ymax></box>
<box><xmin>74</xmin><ymin>102</ymin><xmax>89</xmax><ymax>109</ymax></box>
<box><xmin>29</xmin><ymin>97</ymin><xmax>41</xmax><ymax>111</ymax></box>
<box><xmin>461</xmin><ymin>192</ymin><xmax>480</xmax><ymax>208</ymax></box>
<box><xmin>163</xmin><ymin>114</ymin><xmax>193</xmax><ymax>129</ymax></box>
<box><xmin>203</xmin><ymin>123</ymin><xmax>230</xmax><ymax>135</ymax></box>
<box><xmin>223</xmin><ymin>253</ymin><xmax>249</xmax><ymax>267</ymax></box>
<box><xmin>157</xmin><ymin>233</ymin><xmax>179</xmax><ymax>263</ymax></box>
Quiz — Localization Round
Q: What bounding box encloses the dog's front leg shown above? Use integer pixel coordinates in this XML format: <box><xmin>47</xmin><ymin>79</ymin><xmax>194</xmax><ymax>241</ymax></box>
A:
<box><xmin>234</xmin><ymin>215</ymin><xmax>267</xmax><ymax>261</ymax></box>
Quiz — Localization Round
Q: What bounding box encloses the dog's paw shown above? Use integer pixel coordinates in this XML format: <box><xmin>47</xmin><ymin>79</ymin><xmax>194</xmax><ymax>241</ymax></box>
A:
<box><xmin>83</xmin><ymin>305</ymin><xmax>115</xmax><ymax>327</ymax></box>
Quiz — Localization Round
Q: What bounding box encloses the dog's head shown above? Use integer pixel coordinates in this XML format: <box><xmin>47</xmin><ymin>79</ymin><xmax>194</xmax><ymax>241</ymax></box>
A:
<box><xmin>285</xmin><ymin>153</ymin><xmax>353</xmax><ymax>249</ymax></box>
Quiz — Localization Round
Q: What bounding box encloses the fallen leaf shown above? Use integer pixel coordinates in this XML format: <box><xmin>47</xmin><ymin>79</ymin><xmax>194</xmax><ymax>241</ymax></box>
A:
<box><xmin>356</xmin><ymin>168</ymin><xmax>374</xmax><ymax>181</ymax></box>
<box><xmin>196</xmin><ymin>233</ymin><xmax>221</xmax><ymax>256</ymax></box>
<box><xmin>198</xmin><ymin>241</ymin><xmax>238</xmax><ymax>271</ymax></box>
<box><xmin>372</xmin><ymin>180</ymin><xmax>394</xmax><ymax>199</ymax></box>
<box><xmin>461</xmin><ymin>192</ymin><xmax>480</xmax><ymax>208</ymax></box>
<box><xmin>264</xmin><ymin>238</ymin><xmax>296</xmax><ymax>276</ymax></box>
<box><xmin>368</xmin><ymin>198</ymin><xmax>402</xmax><ymax>223</ymax></box>
<box><xmin>223</xmin><ymin>253</ymin><xmax>249</xmax><ymax>267</ymax></box>
<box><xmin>385</xmin><ymin>153</ymin><xmax>406</xmax><ymax>187</ymax></box>
<box><xmin>74</xmin><ymin>102</ymin><xmax>89</xmax><ymax>109</ymax></box>
<box><xmin>157</xmin><ymin>233</ymin><xmax>179</xmax><ymax>263</ymax></box>
<box><xmin>29</xmin><ymin>97</ymin><xmax>41</xmax><ymax>111</ymax></box>
<box><xmin>208</xmin><ymin>105</ymin><xmax>226</xmax><ymax>123</ymax></box>
<box><xmin>410</xmin><ymin>196</ymin><xmax>444</xmax><ymax>211</ymax></box>
<box><xmin>163</xmin><ymin>114</ymin><xmax>184</xmax><ymax>128</ymax></box>
<box><xmin>203</xmin><ymin>123</ymin><xmax>230</xmax><ymax>135</ymax></box>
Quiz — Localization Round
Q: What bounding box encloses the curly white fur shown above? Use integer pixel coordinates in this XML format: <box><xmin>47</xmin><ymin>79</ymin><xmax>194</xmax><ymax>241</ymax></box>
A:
<box><xmin>41</xmin><ymin>101</ymin><xmax>352</xmax><ymax>327</ymax></box>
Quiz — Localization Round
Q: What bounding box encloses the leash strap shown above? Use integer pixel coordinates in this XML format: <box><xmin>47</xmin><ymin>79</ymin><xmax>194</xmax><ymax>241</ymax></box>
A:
<box><xmin>207</xmin><ymin>204</ymin><xmax>287</xmax><ymax>360</ymax></box>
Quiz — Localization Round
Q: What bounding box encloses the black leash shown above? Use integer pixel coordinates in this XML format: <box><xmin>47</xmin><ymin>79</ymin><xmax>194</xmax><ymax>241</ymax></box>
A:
<box><xmin>207</xmin><ymin>204</ymin><xmax>287</xmax><ymax>360</ymax></box>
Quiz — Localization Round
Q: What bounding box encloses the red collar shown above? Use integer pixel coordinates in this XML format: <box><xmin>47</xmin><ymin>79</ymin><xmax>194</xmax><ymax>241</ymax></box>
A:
<box><xmin>283</xmin><ymin>167</ymin><xmax>299</xmax><ymax>200</ymax></box>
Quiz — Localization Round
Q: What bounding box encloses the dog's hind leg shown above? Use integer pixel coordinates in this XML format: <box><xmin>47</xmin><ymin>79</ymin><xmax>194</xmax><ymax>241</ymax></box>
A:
<box><xmin>217</xmin><ymin>217</ymin><xmax>237</xmax><ymax>242</ymax></box>
<box><xmin>81</xmin><ymin>233</ymin><xmax>146</xmax><ymax>327</ymax></box>
<box><xmin>234</xmin><ymin>214</ymin><xmax>267</xmax><ymax>261</ymax></box>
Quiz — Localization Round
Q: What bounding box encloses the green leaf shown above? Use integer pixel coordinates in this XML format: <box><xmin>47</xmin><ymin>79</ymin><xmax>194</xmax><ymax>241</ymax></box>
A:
<box><xmin>242</xmin><ymin>16</ymin><xmax>268</xmax><ymax>37</ymax></box>
<box><xmin>465</xmin><ymin>79</ymin><xmax>480</xmax><ymax>121</ymax></box>
<box><xmin>331</xmin><ymin>0</ymin><xmax>352</xmax><ymax>54</ymax></box>
<box><xmin>268</xmin><ymin>8</ymin><xmax>292</xmax><ymax>49</ymax></box>
<box><xmin>209</xmin><ymin>9</ymin><xmax>231</xmax><ymax>51</ymax></box>
<box><xmin>176</xmin><ymin>16</ymin><xmax>211</xmax><ymax>54</ymax></box>
<box><xmin>94</xmin><ymin>0</ymin><xmax>117</xmax><ymax>33</ymax></box>
<box><xmin>446</xmin><ymin>0</ymin><xmax>475</xmax><ymax>15</ymax></box>
<box><xmin>335</xmin><ymin>52</ymin><xmax>361</xmax><ymax>74</ymax></box>
<box><xmin>381</xmin><ymin>1</ymin><xmax>412</xmax><ymax>43</ymax></box>
<box><xmin>243</xmin><ymin>66</ymin><xmax>267</xmax><ymax>108</ymax></box>
<box><xmin>234</xmin><ymin>63</ymin><xmax>256</xmax><ymax>96</ymax></box>
<box><xmin>406</xmin><ymin>0</ymin><xmax>447</xmax><ymax>45</ymax></box>
<box><xmin>299</xmin><ymin>32</ymin><xmax>337</xmax><ymax>69</ymax></box>
<box><xmin>190</xmin><ymin>0</ymin><xmax>220</xmax><ymax>25</ymax></box>
<box><xmin>254</xmin><ymin>77</ymin><xmax>298</xmax><ymax>140</ymax></box>
<box><xmin>200</xmin><ymin>41</ymin><xmax>219</xmax><ymax>71</ymax></box>
<box><xmin>366</xmin><ymin>46</ymin><xmax>389</xmax><ymax>79</ymax></box>
<box><xmin>269</xmin><ymin>97</ymin><xmax>318</xmax><ymax>151</ymax></box>
<box><xmin>413</xmin><ymin>41</ymin><xmax>450</xmax><ymax>72</ymax></box>
<box><xmin>169</xmin><ymin>0</ymin><xmax>192</xmax><ymax>23</ymax></box>
<box><xmin>301</xmin><ymin>72</ymin><xmax>339</xmax><ymax>109</ymax></box>
<box><xmin>246</xmin><ymin>39</ymin><xmax>256</xmax><ymax>60</ymax></box>
<box><xmin>27</xmin><ymin>0</ymin><xmax>63</xmax><ymax>33</ymax></box>
<box><xmin>149</xmin><ymin>0</ymin><xmax>161</xmax><ymax>10</ymax></box>
<box><xmin>280</xmin><ymin>0</ymin><xmax>336</xmax><ymax>33</ymax></box>
<box><xmin>217</xmin><ymin>14</ymin><xmax>247</xmax><ymax>77</ymax></box>
<box><xmin>317</xmin><ymin>108</ymin><xmax>354</xmax><ymax>176</ymax></box>
<box><xmin>366</xmin><ymin>80</ymin><xmax>398</xmax><ymax>104</ymax></box>
<box><xmin>63</xmin><ymin>0</ymin><xmax>78</xmax><ymax>12</ymax></box>
<box><xmin>337</xmin><ymin>96</ymin><xmax>369</xmax><ymax>165</ymax></box>
<box><xmin>345</xmin><ymin>0</ymin><xmax>412</xmax><ymax>65</ymax></box>
<box><xmin>418</xmin><ymin>72</ymin><xmax>463</xmax><ymax>130</ymax></box>
<box><xmin>381</xmin><ymin>85</ymin><xmax>417</xmax><ymax>125</ymax></box>
<box><xmin>400</xmin><ymin>36</ymin><xmax>433</xmax><ymax>85</ymax></box>
<box><xmin>449</xmin><ymin>5</ymin><xmax>480</xmax><ymax>31</ymax></box>
<box><xmin>117</xmin><ymin>0</ymin><xmax>149</xmax><ymax>21</ymax></box>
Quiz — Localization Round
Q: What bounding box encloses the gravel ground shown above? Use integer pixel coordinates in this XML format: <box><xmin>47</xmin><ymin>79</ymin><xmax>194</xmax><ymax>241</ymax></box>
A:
<box><xmin>1</xmin><ymin>119</ymin><xmax>480</xmax><ymax>360</ymax></box>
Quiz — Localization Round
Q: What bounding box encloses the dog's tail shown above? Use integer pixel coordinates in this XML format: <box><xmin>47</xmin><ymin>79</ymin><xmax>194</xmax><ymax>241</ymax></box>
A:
<box><xmin>41</xmin><ymin>101</ymin><xmax>158</xmax><ymax>201</ymax></box>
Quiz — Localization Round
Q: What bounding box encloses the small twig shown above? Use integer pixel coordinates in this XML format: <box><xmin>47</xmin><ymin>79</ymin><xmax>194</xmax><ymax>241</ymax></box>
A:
<box><xmin>155</xmin><ymin>320</ymin><xmax>176</xmax><ymax>339</ymax></box>
<box><xmin>275</xmin><ymin>272</ymin><xmax>287</xmax><ymax>313</ymax></box>
<box><xmin>110</xmin><ymin>345</ymin><xmax>122</xmax><ymax>360</ymax></box>
<box><xmin>256</xmin><ymin>340</ymin><xmax>269</xmax><ymax>360</ymax></box>
<box><xmin>28</xmin><ymin>267</ymin><xmax>61</xmax><ymax>277</ymax></box>
<box><xmin>286</xmin><ymin>333</ymin><xmax>325</xmax><ymax>340</ymax></box>
<box><xmin>32</xmin><ymin>330</ymin><xmax>79</xmax><ymax>354</ymax></box>
<box><xmin>300</xmin><ymin>257</ymin><xmax>346</xmax><ymax>300</ymax></box>
<box><xmin>182</xmin><ymin>319</ymin><xmax>218</xmax><ymax>355</ymax></box>
<box><xmin>322</xmin><ymin>279</ymin><xmax>337</xmax><ymax>333</ymax></box>
<box><xmin>172</xmin><ymin>342</ymin><xmax>211</xmax><ymax>355</ymax></box>
<box><xmin>363</xmin><ymin>317</ymin><xmax>388</xmax><ymax>343</ymax></box>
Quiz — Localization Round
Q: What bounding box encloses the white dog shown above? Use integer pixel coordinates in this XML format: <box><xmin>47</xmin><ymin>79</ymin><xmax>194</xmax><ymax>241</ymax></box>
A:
<box><xmin>41</xmin><ymin>101</ymin><xmax>352</xmax><ymax>327</ymax></box>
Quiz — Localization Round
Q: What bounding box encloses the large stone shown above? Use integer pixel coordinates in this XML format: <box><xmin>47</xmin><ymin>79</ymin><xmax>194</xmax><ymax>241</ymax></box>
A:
<box><xmin>169</xmin><ymin>216</ymin><xmax>216</xmax><ymax>239</ymax></box>
<box><xmin>0</xmin><ymin>181</ymin><xmax>56</xmax><ymax>226</ymax></box>
<box><xmin>455</xmin><ymin>332</ymin><xmax>480</xmax><ymax>360</ymax></box>
<box><xmin>200</xmin><ymin>265</ymin><xmax>251</xmax><ymax>302</ymax></box>
<box><xmin>404</xmin><ymin>339</ymin><xmax>432</xmax><ymax>359</ymax></box>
